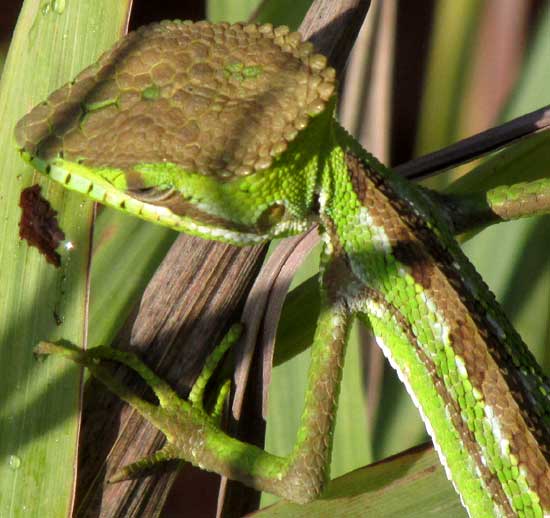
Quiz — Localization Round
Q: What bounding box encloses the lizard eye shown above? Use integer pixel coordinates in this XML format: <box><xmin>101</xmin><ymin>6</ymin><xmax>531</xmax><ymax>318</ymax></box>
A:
<box><xmin>128</xmin><ymin>186</ymin><xmax>196</xmax><ymax>217</ymax></box>
<box><xmin>129</xmin><ymin>186</ymin><xmax>176</xmax><ymax>204</ymax></box>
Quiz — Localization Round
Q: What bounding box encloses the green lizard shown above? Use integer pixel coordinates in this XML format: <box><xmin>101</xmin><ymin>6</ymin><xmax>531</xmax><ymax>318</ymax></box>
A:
<box><xmin>15</xmin><ymin>20</ymin><xmax>550</xmax><ymax>517</ymax></box>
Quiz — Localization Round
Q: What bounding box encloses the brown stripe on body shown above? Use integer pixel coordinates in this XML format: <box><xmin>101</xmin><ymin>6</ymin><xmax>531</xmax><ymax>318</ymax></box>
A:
<box><xmin>344</xmin><ymin>153</ymin><xmax>550</xmax><ymax>507</ymax></box>
<box><xmin>354</xmin><ymin>284</ymin><xmax>514</xmax><ymax>517</ymax></box>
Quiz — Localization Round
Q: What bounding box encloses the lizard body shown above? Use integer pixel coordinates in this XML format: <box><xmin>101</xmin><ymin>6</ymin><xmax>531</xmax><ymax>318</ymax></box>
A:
<box><xmin>17</xmin><ymin>20</ymin><xmax>550</xmax><ymax>517</ymax></box>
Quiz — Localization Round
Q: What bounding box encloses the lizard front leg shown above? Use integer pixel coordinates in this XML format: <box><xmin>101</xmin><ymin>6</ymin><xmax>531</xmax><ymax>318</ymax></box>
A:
<box><xmin>36</xmin><ymin>258</ymin><xmax>352</xmax><ymax>504</ymax></box>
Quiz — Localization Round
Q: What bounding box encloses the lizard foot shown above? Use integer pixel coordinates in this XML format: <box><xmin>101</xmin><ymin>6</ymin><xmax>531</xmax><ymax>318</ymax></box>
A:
<box><xmin>34</xmin><ymin>323</ymin><xmax>243</xmax><ymax>480</ymax></box>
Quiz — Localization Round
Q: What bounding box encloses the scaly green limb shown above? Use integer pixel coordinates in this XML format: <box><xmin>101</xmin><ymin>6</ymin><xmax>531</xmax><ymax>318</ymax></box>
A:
<box><xmin>18</xmin><ymin>20</ymin><xmax>550</xmax><ymax>517</ymax></box>
<box><xmin>435</xmin><ymin>177</ymin><xmax>550</xmax><ymax>234</ymax></box>
<box><xmin>36</xmin><ymin>286</ymin><xmax>352</xmax><ymax>503</ymax></box>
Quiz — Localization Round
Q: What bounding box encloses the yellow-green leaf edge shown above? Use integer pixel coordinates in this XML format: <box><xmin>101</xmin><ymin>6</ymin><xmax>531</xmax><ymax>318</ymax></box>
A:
<box><xmin>0</xmin><ymin>2</ymin><xmax>131</xmax><ymax>517</ymax></box>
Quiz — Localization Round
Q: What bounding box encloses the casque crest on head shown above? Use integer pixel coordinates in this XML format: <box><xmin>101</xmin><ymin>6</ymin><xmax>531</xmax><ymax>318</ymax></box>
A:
<box><xmin>15</xmin><ymin>20</ymin><xmax>336</xmax><ymax>182</ymax></box>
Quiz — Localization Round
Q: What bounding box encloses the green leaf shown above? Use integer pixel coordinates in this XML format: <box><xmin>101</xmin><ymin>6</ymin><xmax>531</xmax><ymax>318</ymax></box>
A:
<box><xmin>206</xmin><ymin>0</ymin><xmax>314</xmax><ymax>31</ymax></box>
<box><xmin>207</xmin><ymin>0</ymin><xmax>262</xmax><ymax>23</ymax></box>
<box><xmin>414</xmin><ymin>0</ymin><xmax>482</xmax><ymax>156</ymax></box>
<box><xmin>0</xmin><ymin>2</ymin><xmax>130</xmax><ymax>516</ymax></box>
<box><xmin>253</xmin><ymin>445</ymin><xmax>465</xmax><ymax>517</ymax></box>
<box><xmin>460</xmin><ymin>4</ymin><xmax>550</xmax><ymax>372</ymax></box>
<box><xmin>0</xmin><ymin>41</ymin><xmax>7</xmax><ymax>78</ymax></box>
<box><xmin>253</xmin><ymin>0</ymin><xmax>313</xmax><ymax>29</ymax></box>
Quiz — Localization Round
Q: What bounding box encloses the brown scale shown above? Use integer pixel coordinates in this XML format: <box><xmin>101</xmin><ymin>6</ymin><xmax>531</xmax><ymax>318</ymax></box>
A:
<box><xmin>15</xmin><ymin>20</ymin><xmax>335</xmax><ymax>183</ymax></box>
<box><xmin>349</xmin><ymin>153</ymin><xmax>550</xmax><ymax>447</ymax></box>
<box><xmin>345</xmin><ymin>152</ymin><xmax>550</xmax><ymax>508</ymax></box>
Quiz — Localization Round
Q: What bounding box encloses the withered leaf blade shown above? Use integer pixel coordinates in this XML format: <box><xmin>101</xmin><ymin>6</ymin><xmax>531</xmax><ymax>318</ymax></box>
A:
<box><xmin>19</xmin><ymin>184</ymin><xmax>65</xmax><ymax>267</ymax></box>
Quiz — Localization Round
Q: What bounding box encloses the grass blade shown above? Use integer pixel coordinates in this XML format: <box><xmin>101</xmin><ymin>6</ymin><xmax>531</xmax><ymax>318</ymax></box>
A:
<box><xmin>207</xmin><ymin>0</ymin><xmax>262</xmax><ymax>22</ymax></box>
<box><xmin>0</xmin><ymin>3</ymin><xmax>130</xmax><ymax>516</ymax></box>
<box><xmin>458</xmin><ymin>4</ymin><xmax>550</xmax><ymax>372</ymax></box>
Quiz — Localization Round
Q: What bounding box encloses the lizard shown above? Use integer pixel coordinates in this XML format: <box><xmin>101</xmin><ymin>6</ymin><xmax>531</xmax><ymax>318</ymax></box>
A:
<box><xmin>14</xmin><ymin>20</ymin><xmax>550</xmax><ymax>517</ymax></box>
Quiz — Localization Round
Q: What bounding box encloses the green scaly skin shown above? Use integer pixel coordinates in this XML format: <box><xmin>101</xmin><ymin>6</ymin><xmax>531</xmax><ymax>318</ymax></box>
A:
<box><xmin>17</xmin><ymin>21</ymin><xmax>550</xmax><ymax>516</ymax></box>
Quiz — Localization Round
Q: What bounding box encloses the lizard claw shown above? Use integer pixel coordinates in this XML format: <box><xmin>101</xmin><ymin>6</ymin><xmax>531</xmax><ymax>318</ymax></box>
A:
<box><xmin>108</xmin><ymin>444</ymin><xmax>179</xmax><ymax>482</ymax></box>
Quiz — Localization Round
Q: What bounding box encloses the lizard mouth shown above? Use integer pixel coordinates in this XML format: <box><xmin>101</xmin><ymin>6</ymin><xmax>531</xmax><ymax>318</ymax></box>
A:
<box><xmin>129</xmin><ymin>187</ymin><xmax>291</xmax><ymax>235</ymax></box>
<box><xmin>128</xmin><ymin>186</ymin><xmax>256</xmax><ymax>234</ymax></box>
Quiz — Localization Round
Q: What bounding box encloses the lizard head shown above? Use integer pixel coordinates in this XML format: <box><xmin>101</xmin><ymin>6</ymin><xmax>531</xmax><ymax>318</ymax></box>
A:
<box><xmin>15</xmin><ymin>20</ymin><xmax>336</xmax><ymax>244</ymax></box>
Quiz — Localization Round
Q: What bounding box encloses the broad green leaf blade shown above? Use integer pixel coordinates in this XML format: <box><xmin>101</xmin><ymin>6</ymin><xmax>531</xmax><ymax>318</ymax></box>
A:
<box><xmin>253</xmin><ymin>0</ymin><xmax>313</xmax><ymax>29</ymax></box>
<box><xmin>253</xmin><ymin>445</ymin><xmax>465</xmax><ymax>517</ymax></box>
<box><xmin>0</xmin><ymin>41</ymin><xmax>7</xmax><ymax>78</ymax></box>
<box><xmin>0</xmin><ymin>3</ymin><xmax>130</xmax><ymax>517</ymax></box>
<box><xmin>207</xmin><ymin>0</ymin><xmax>315</xmax><ymax>32</ymax></box>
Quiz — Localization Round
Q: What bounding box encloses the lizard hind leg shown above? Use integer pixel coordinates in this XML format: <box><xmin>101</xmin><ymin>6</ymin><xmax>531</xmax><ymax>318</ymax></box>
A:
<box><xmin>108</xmin><ymin>444</ymin><xmax>180</xmax><ymax>483</ymax></box>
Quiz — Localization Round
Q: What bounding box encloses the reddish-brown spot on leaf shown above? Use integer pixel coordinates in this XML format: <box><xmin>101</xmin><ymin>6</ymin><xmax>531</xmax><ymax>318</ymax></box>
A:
<box><xmin>19</xmin><ymin>185</ymin><xmax>65</xmax><ymax>267</ymax></box>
